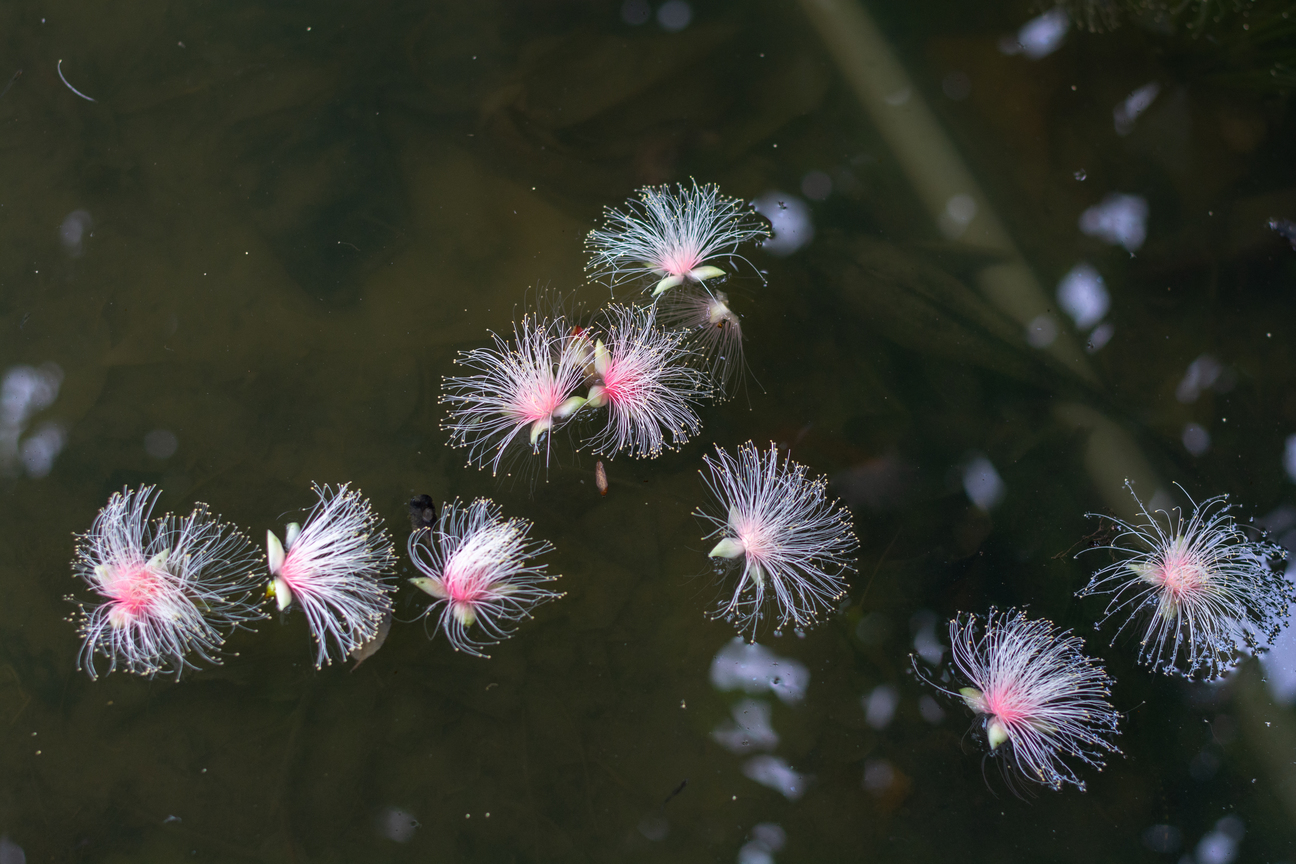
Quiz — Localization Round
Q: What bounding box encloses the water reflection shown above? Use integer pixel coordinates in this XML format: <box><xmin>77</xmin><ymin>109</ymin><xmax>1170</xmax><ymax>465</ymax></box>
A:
<box><xmin>998</xmin><ymin>8</ymin><xmax>1069</xmax><ymax>60</ymax></box>
<box><xmin>862</xmin><ymin>683</ymin><xmax>898</xmax><ymax>730</ymax></box>
<box><xmin>1141</xmin><ymin>823</ymin><xmax>1182</xmax><ymax>855</ymax></box>
<box><xmin>1080</xmin><ymin>193</ymin><xmax>1149</xmax><ymax>252</ymax></box>
<box><xmin>1114</xmin><ymin>82</ymin><xmax>1161</xmax><ymax>137</ymax></box>
<box><xmin>0</xmin><ymin>837</ymin><xmax>25</xmax><ymax>864</ymax></box>
<box><xmin>752</xmin><ymin>193</ymin><xmax>813</xmax><ymax>257</ymax></box>
<box><xmin>713</xmin><ymin>698</ymin><xmax>779</xmax><ymax>753</ymax></box>
<box><xmin>862</xmin><ymin>758</ymin><xmax>895</xmax><ymax>796</ymax></box>
<box><xmin>1056</xmin><ymin>262</ymin><xmax>1109</xmax><ymax>331</ymax></box>
<box><xmin>710</xmin><ymin>637</ymin><xmax>810</xmax><ymax>704</ymax></box>
<box><xmin>656</xmin><ymin>0</ymin><xmax>693</xmax><ymax>32</ymax></box>
<box><xmin>910</xmin><ymin>610</ymin><xmax>945</xmax><ymax>666</ymax></box>
<box><xmin>961</xmin><ymin>455</ymin><xmax>1005</xmax><ymax>512</ymax></box>
<box><xmin>0</xmin><ymin>363</ymin><xmax>65</xmax><ymax>479</ymax></box>
<box><xmin>1182</xmin><ymin>422</ymin><xmax>1211</xmax><ymax>456</ymax></box>
<box><xmin>1176</xmin><ymin>354</ymin><xmax>1230</xmax><ymax>404</ymax></box>
<box><xmin>737</xmin><ymin>822</ymin><xmax>786</xmax><ymax>864</ymax></box>
<box><xmin>918</xmin><ymin>694</ymin><xmax>945</xmax><ymax>725</ymax></box>
<box><xmin>741</xmin><ymin>755</ymin><xmax>810</xmax><ymax>801</ymax></box>
<box><xmin>1193</xmin><ymin>815</ymin><xmax>1245</xmax><ymax>864</ymax></box>
<box><xmin>57</xmin><ymin>209</ymin><xmax>93</xmax><ymax>258</ymax></box>
<box><xmin>376</xmin><ymin>807</ymin><xmax>419</xmax><ymax>843</ymax></box>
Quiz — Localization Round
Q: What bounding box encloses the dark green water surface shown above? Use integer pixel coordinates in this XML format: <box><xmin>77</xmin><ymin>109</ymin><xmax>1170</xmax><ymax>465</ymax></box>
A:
<box><xmin>1</xmin><ymin>0</ymin><xmax>1295</xmax><ymax>861</ymax></box>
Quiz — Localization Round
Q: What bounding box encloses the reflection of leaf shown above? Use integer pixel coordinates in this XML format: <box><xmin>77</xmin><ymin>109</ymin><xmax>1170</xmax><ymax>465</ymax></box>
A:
<box><xmin>812</xmin><ymin>234</ymin><xmax>1087</xmax><ymax>392</ymax></box>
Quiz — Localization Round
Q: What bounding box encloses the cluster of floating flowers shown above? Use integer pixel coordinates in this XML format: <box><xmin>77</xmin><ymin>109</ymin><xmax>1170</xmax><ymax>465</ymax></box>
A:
<box><xmin>443</xmin><ymin>180</ymin><xmax>770</xmax><ymax>475</ymax></box>
<box><xmin>65</xmin><ymin>178</ymin><xmax>1296</xmax><ymax>806</ymax></box>
<box><xmin>68</xmin><ymin>180</ymin><xmax>795</xmax><ymax>675</ymax></box>
<box><xmin>914</xmin><ymin>482</ymin><xmax>1293</xmax><ymax>793</ymax></box>
<box><xmin>69</xmin><ymin>482</ymin><xmax>563</xmax><ymax>673</ymax></box>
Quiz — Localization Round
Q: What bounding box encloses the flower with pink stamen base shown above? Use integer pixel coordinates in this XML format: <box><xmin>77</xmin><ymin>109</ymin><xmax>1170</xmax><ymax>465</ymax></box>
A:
<box><xmin>583</xmin><ymin>304</ymin><xmax>710</xmax><ymax>459</ymax></box>
<box><xmin>407</xmin><ymin>498</ymin><xmax>562</xmax><ymax>658</ymax></box>
<box><xmin>914</xmin><ymin>608</ymin><xmax>1122</xmax><ymax>793</ymax></box>
<box><xmin>697</xmin><ymin>442</ymin><xmax>857</xmax><ymax>638</ymax></box>
<box><xmin>658</xmin><ymin>284</ymin><xmax>748</xmax><ymax>398</ymax></box>
<box><xmin>266</xmin><ymin>483</ymin><xmax>397</xmax><ymax>669</ymax></box>
<box><xmin>585</xmin><ymin>180</ymin><xmax>770</xmax><ymax>297</ymax></box>
<box><xmin>69</xmin><ymin>486</ymin><xmax>264</xmax><ymax>680</ymax></box>
<box><xmin>1078</xmin><ymin>482</ymin><xmax>1291</xmax><ymax>681</ymax></box>
<box><xmin>442</xmin><ymin>313</ymin><xmax>590</xmax><ymax>476</ymax></box>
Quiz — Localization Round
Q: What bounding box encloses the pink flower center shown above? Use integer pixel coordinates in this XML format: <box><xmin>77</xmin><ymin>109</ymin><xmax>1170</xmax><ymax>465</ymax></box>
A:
<box><xmin>733</xmin><ymin>514</ymin><xmax>773</xmax><ymax>565</ymax></box>
<box><xmin>512</xmin><ymin>375</ymin><xmax>567</xmax><ymax>424</ymax></box>
<box><xmin>600</xmin><ymin>357</ymin><xmax>648</xmax><ymax>406</ymax></box>
<box><xmin>983</xmin><ymin>685</ymin><xmax>1029</xmax><ymax>726</ymax></box>
<box><xmin>443</xmin><ymin>561</ymin><xmax>492</xmax><ymax>608</ymax></box>
<box><xmin>1152</xmin><ymin>546</ymin><xmax>1205</xmax><ymax>600</ymax></box>
<box><xmin>105</xmin><ymin>563</ymin><xmax>166</xmax><ymax>622</ymax></box>
<box><xmin>658</xmin><ymin>246</ymin><xmax>702</xmax><ymax>278</ymax></box>
<box><xmin>278</xmin><ymin>553</ymin><xmax>312</xmax><ymax>593</ymax></box>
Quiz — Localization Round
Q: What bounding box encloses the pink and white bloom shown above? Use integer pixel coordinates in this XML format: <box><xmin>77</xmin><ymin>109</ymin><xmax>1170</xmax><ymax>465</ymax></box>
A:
<box><xmin>1078</xmin><ymin>482</ymin><xmax>1292</xmax><ymax>680</ymax></box>
<box><xmin>267</xmin><ymin>483</ymin><xmax>397</xmax><ymax>668</ymax></box>
<box><xmin>442</xmin><ymin>313</ymin><xmax>591</xmax><ymax>476</ymax></box>
<box><xmin>70</xmin><ymin>486</ymin><xmax>264</xmax><ymax>679</ymax></box>
<box><xmin>585</xmin><ymin>180</ymin><xmax>769</xmax><ymax>296</ymax></box>
<box><xmin>583</xmin><ymin>303</ymin><xmax>710</xmax><ymax>459</ymax></box>
<box><xmin>698</xmin><ymin>442</ymin><xmax>857</xmax><ymax>638</ymax></box>
<box><xmin>407</xmin><ymin>498</ymin><xmax>562</xmax><ymax>658</ymax></box>
<box><xmin>657</xmin><ymin>284</ymin><xmax>748</xmax><ymax>398</ymax></box>
<box><xmin>918</xmin><ymin>608</ymin><xmax>1122</xmax><ymax>793</ymax></box>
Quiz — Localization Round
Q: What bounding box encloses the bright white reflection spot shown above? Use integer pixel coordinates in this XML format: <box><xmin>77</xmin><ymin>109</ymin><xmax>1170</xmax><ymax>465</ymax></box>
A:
<box><xmin>1141</xmin><ymin>824</ymin><xmax>1182</xmax><ymax>854</ymax></box>
<box><xmin>1080</xmin><ymin>193</ymin><xmax>1148</xmax><ymax>251</ymax></box>
<box><xmin>145</xmin><ymin>428</ymin><xmax>179</xmax><ymax>459</ymax></box>
<box><xmin>1284</xmin><ymin>435</ymin><xmax>1296</xmax><ymax>483</ymax></box>
<box><xmin>800</xmin><ymin>170</ymin><xmax>832</xmax><ymax>201</ymax></box>
<box><xmin>998</xmin><ymin>8</ymin><xmax>1069</xmax><ymax>59</ymax></box>
<box><xmin>1057</xmin><ymin>262</ymin><xmax>1109</xmax><ymax>329</ymax></box>
<box><xmin>377</xmin><ymin>807</ymin><xmax>419</xmax><ymax>843</ymax></box>
<box><xmin>0</xmin><ymin>363</ymin><xmax>65</xmax><ymax>478</ymax></box>
<box><xmin>752</xmin><ymin>193</ymin><xmax>814</xmax><ymax>257</ymax></box>
<box><xmin>862</xmin><ymin>758</ymin><xmax>895</xmax><ymax>795</ymax></box>
<box><xmin>1087</xmin><ymin>321</ymin><xmax>1114</xmax><ymax>353</ymax></box>
<box><xmin>657</xmin><ymin>0</ymin><xmax>692</xmax><ymax>31</ymax></box>
<box><xmin>939</xmin><ymin>193</ymin><xmax>977</xmax><ymax>239</ymax></box>
<box><xmin>963</xmin><ymin>455</ymin><xmax>1005</xmax><ymax>511</ymax></box>
<box><xmin>0</xmin><ymin>836</ymin><xmax>25</xmax><ymax>864</ymax></box>
<box><xmin>738</xmin><ymin>823</ymin><xmax>786</xmax><ymax>864</ymax></box>
<box><xmin>58</xmin><ymin>209</ymin><xmax>93</xmax><ymax>258</ymax></box>
<box><xmin>1182</xmin><ymin>422</ymin><xmax>1211</xmax><ymax>456</ymax></box>
<box><xmin>620</xmin><ymin>0</ymin><xmax>651</xmax><ymax>25</ymax></box>
<box><xmin>1196</xmin><ymin>816</ymin><xmax>1244</xmax><ymax>864</ymax></box>
<box><xmin>1176</xmin><ymin>354</ymin><xmax>1222</xmax><ymax>403</ymax></box>
<box><xmin>941</xmin><ymin>71</ymin><xmax>971</xmax><ymax>100</ymax></box>
<box><xmin>710</xmin><ymin>638</ymin><xmax>809</xmax><ymax>704</ymax></box>
<box><xmin>863</xmin><ymin>684</ymin><xmax>898</xmax><ymax>730</ymax></box>
<box><xmin>1114</xmin><ymin>81</ymin><xmax>1161</xmax><ymax>136</ymax></box>
<box><xmin>1025</xmin><ymin>312</ymin><xmax>1059</xmax><ymax>348</ymax></box>
<box><xmin>713</xmin><ymin>698</ymin><xmax>779</xmax><ymax>754</ymax></box>
<box><xmin>742</xmin><ymin>755</ymin><xmax>809</xmax><ymax>800</ymax></box>
<box><xmin>911</xmin><ymin>610</ymin><xmax>945</xmax><ymax>665</ymax></box>
<box><xmin>918</xmin><ymin>694</ymin><xmax>945</xmax><ymax>724</ymax></box>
